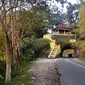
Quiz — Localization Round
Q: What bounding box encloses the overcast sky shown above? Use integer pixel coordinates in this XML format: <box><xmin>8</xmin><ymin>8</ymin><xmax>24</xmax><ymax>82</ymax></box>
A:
<box><xmin>47</xmin><ymin>0</ymin><xmax>79</xmax><ymax>13</ymax></box>
<box><xmin>68</xmin><ymin>0</ymin><xmax>78</xmax><ymax>4</ymax></box>
<box><xmin>63</xmin><ymin>0</ymin><xmax>79</xmax><ymax>12</ymax></box>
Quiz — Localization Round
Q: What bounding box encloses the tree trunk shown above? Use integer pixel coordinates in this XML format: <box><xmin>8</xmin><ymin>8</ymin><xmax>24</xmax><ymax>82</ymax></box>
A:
<box><xmin>11</xmin><ymin>8</ymin><xmax>20</xmax><ymax>70</ymax></box>
<box><xmin>5</xmin><ymin>33</ymin><xmax>12</xmax><ymax>81</ymax></box>
<box><xmin>6</xmin><ymin>45</ymin><xmax>11</xmax><ymax>81</ymax></box>
<box><xmin>12</xmin><ymin>31</ymin><xmax>20</xmax><ymax>70</ymax></box>
<box><xmin>0</xmin><ymin>15</ymin><xmax>12</xmax><ymax>81</ymax></box>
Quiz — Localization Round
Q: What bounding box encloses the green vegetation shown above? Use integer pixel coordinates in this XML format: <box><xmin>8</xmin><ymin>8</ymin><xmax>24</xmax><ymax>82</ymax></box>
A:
<box><xmin>0</xmin><ymin>6</ymin><xmax>50</xmax><ymax>84</ymax></box>
<box><xmin>21</xmin><ymin>37</ymin><xmax>35</xmax><ymax>61</ymax></box>
<box><xmin>0</xmin><ymin>0</ymin><xmax>50</xmax><ymax>83</ymax></box>
<box><xmin>0</xmin><ymin>29</ymin><xmax>5</xmax><ymax>61</ymax></box>
<box><xmin>32</xmin><ymin>38</ymin><xmax>50</xmax><ymax>58</ymax></box>
<box><xmin>78</xmin><ymin>4</ymin><xmax>85</xmax><ymax>38</ymax></box>
<box><xmin>75</xmin><ymin>2</ymin><xmax>85</xmax><ymax>59</ymax></box>
<box><xmin>5</xmin><ymin>59</ymin><xmax>33</xmax><ymax>85</ymax></box>
<box><xmin>4</xmin><ymin>37</ymin><xmax>50</xmax><ymax>85</ymax></box>
<box><xmin>0</xmin><ymin>0</ymin><xmax>85</xmax><ymax>84</ymax></box>
<box><xmin>76</xmin><ymin>41</ymin><xmax>85</xmax><ymax>58</ymax></box>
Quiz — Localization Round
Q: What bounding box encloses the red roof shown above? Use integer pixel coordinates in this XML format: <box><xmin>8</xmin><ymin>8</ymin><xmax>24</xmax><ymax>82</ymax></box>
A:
<box><xmin>57</xmin><ymin>24</ymin><xmax>73</xmax><ymax>30</ymax></box>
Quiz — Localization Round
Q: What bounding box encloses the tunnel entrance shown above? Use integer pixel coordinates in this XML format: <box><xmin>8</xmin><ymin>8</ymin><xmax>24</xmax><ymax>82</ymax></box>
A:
<box><xmin>61</xmin><ymin>44</ymin><xmax>74</xmax><ymax>58</ymax></box>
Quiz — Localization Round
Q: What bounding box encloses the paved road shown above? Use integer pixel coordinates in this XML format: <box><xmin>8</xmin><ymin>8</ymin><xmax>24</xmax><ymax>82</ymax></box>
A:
<box><xmin>56</xmin><ymin>58</ymin><xmax>85</xmax><ymax>85</ymax></box>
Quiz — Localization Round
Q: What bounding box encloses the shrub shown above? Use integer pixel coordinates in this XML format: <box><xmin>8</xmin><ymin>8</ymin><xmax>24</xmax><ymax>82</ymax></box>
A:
<box><xmin>75</xmin><ymin>41</ymin><xmax>85</xmax><ymax>58</ymax></box>
<box><xmin>32</xmin><ymin>38</ymin><xmax>50</xmax><ymax>57</ymax></box>
<box><xmin>21</xmin><ymin>37</ymin><xmax>35</xmax><ymax>61</ymax></box>
<box><xmin>21</xmin><ymin>38</ymin><xmax>50</xmax><ymax>59</ymax></box>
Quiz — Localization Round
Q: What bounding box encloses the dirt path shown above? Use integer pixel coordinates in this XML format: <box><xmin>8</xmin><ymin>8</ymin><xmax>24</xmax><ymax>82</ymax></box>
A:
<box><xmin>31</xmin><ymin>58</ymin><xmax>61</xmax><ymax>85</ymax></box>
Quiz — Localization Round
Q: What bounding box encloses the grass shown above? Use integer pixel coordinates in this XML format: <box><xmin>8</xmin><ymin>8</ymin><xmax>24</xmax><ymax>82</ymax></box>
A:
<box><xmin>78</xmin><ymin>57</ymin><xmax>85</xmax><ymax>61</ymax></box>
<box><xmin>6</xmin><ymin>59</ymin><xmax>34</xmax><ymax>85</ymax></box>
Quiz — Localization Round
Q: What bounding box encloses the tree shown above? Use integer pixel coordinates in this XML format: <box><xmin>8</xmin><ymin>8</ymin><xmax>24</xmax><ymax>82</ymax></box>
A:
<box><xmin>0</xmin><ymin>0</ymin><xmax>23</xmax><ymax>81</ymax></box>
<box><xmin>66</xmin><ymin>3</ymin><xmax>80</xmax><ymax>25</ymax></box>
<box><xmin>79</xmin><ymin>0</ymin><xmax>85</xmax><ymax>4</ymax></box>
<box><xmin>17</xmin><ymin>8</ymin><xmax>49</xmax><ymax>38</ymax></box>
<box><xmin>0</xmin><ymin>28</ymin><xmax>5</xmax><ymax>60</ymax></box>
<box><xmin>79</xmin><ymin>3</ymin><xmax>85</xmax><ymax>38</ymax></box>
<box><xmin>75</xmin><ymin>2</ymin><xmax>85</xmax><ymax>58</ymax></box>
<box><xmin>45</xmin><ymin>0</ymin><xmax>67</xmax><ymax>27</ymax></box>
<box><xmin>0</xmin><ymin>0</ymin><xmax>50</xmax><ymax>81</ymax></box>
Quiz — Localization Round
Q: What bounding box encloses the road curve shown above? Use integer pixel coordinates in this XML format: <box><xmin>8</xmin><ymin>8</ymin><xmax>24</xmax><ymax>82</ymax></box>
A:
<box><xmin>56</xmin><ymin>58</ymin><xmax>85</xmax><ymax>85</ymax></box>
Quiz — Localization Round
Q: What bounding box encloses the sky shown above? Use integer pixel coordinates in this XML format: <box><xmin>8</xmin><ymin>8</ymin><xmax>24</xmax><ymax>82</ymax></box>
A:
<box><xmin>64</xmin><ymin>0</ymin><xmax>79</xmax><ymax>12</ymax></box>
<box><xmin>47</xmin><ymin>0</ymin><xmax>79</xmax><ymax>13</ymax></box>
<box><xmin>62</xmin><ymin>0</ymin><xmax>79</xmax><ymax>13</ymax></box>
<box><xmin>68</xmin><ymin>0</ymin><xmax>78</xmax><ymax>4</ymax></box>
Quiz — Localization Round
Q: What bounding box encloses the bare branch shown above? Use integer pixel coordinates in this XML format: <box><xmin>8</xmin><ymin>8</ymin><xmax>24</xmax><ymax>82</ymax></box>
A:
<box><xmin>6</xmin><ymin>6</ymin><xmax>19</xmax><ymax>13</ymax></box>
<box><xmin>20</xmin><ymin>27</ymin><xmax>32</xmax><ymax>40</ymax></box>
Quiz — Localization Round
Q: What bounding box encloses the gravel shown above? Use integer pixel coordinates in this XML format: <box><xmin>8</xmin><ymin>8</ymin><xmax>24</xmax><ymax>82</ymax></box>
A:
<box><xmin>31</xmin><ymin>58</ymin><xmax>61</xmax><ymax>85</ymax></box>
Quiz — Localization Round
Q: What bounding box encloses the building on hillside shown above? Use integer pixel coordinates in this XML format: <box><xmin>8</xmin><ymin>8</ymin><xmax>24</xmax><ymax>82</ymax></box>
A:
<box><xmin>53</xmin><ymin>24</ymin><xmax>75</xmax><ymax>36</ymax></box>
<box><xmin>51</xmin><ymin>24</ymin><xmax>76</xmax><ymax>43</ymax></box>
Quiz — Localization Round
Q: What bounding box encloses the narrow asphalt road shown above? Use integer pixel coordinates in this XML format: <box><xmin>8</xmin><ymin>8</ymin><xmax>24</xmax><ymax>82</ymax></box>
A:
<box><xmin>56</xmin><ymin>58</ymin><xmax>85</xmax><ymax>85</ymax></box>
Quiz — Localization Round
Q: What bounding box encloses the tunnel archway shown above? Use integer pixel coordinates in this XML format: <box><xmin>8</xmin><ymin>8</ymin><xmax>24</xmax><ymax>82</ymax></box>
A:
<box><xmin>60</xmin><ymin>44</ymin><xmax>74</xmax><ymax>57</ymax></box>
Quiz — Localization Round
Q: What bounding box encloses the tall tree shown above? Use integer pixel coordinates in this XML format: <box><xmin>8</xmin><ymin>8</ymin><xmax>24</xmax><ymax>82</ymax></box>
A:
<box><xmin>66</xmin><ymin>2</ymin><xmax>80</xmax><ymax>25</ymax></box>
<box><xmin>0</xmin><ymin>0</ymin><xmax>23</xmax><ymax>81</ymax></box>
<box><xmin>0</xmin><ymin>0</ymin><xmax>50</xmax><ymax>81</ymax></box>
<box><xmin>79</xmin><ymin>3</ymin><xmax>85</xmax><ymax>38</ymax></box>
<box><xmin>45</xmin><ymin>0</ymin><xmax>67</xmax><ymax>27</ymax></box>
<box><xmin>80</xmin><ymin>0</ymin><xmax>85</xmax><ymax>4</ymax></box>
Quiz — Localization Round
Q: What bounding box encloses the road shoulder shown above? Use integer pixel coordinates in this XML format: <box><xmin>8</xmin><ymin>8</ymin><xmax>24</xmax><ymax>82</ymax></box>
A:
<box><xmin>31</xmin><ymin>58</ymin><xmax>61</xmax><ymax>85</ymax></box>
